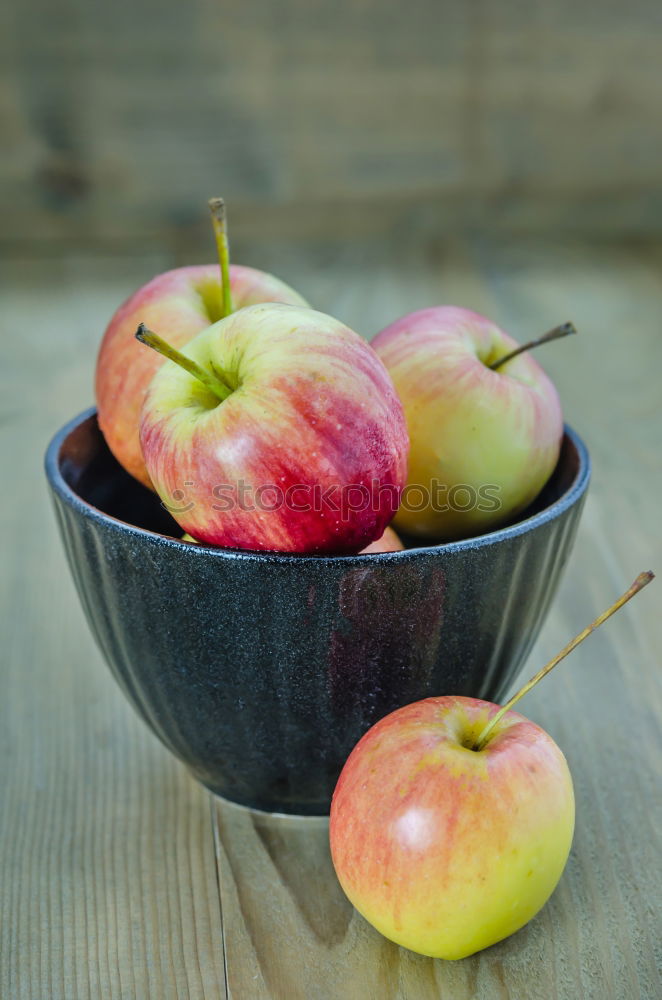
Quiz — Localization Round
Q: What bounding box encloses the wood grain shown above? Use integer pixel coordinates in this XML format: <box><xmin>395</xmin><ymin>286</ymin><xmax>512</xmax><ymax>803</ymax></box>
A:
<box><xmin>0</xmin><ymin>255</ymin><xmax>227</xmax><ymax>1000</ymax></box>
<box><xmin>2</xmin><ymin>0</ymin><xmax>662</xmax><ymax>246</ymax></box>
<box><xmin>1</xmin><ymin>236</ymin><xmax>661</xmax><ymax>998</ymax></box>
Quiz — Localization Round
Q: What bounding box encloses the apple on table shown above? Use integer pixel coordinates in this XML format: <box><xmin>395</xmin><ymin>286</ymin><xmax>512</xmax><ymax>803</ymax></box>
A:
<box><xmin>331</xmin><ymin>694</ymin><xmax>574</xmax><ymax>960</ymax></box>
<box><xmin>330</xmin><ymin>572</ymin><xmax>653</xmax><ymax>959</ymax></box>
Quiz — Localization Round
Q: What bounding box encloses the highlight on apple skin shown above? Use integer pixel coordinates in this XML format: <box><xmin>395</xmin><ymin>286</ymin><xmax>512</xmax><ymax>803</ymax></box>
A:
<box><xmin>329</xmin><ymin>695</ymin><xmax>574</xmax><ymax>960</ymax></box>
<box><xmin>372</xmin><ymin>307</ymin><xmax>564</xmax><ymax>541</ymax></box>
<box><xmin>139</xmin><ymin>303</ymin><xmax>409</xmax><ymax>554</ymax></box>
<box><xmin>96</xmin><ymin>263</ymin><xmax>308</xmax><ymax>488</ymax></box>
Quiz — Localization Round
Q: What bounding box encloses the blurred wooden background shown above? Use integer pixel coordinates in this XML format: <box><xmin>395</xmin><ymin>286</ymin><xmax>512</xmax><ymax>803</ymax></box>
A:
<box><xmin>2</xmin><ymin>0</ymin><xmax>661</xmax><ymax>254</ymax></box>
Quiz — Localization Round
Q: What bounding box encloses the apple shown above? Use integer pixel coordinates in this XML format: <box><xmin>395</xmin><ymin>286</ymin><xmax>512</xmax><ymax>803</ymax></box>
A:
<box><xmin>358</xmin><ymin>525</ymin><xmax>404</xmax><ymax>554</ymax></box>
<box><xmin>180</xmin><ymin>523</ymin><xmax>404</xmax><ymax>554</ymax></box>
<box><xmin>97</xmin><ymin>264</ymin><xmax>307</xmax><ymax>488</ymax></box>
<box><xmin>329</xmin><ymin>572</ymin><xmax>653</xmax><ymax>960</ymax></box>
<box><xmin>330</xmin><ymin>695</ymin><xmax>574</xmax><ymax>960</ymax></box>
<box><xmin>371</xmin><ymin>308</ymin><xmax>572</xmax><ymax>541</ymax></box>
<box><xmin>137</xmin><ymin>303</ymin><xmax>409</xmax><ymax>553</ymax></box>
<box><xmin>96</xmin><ymin>200</ymin><xmax>308</xmax><ymax>488</ymax></box>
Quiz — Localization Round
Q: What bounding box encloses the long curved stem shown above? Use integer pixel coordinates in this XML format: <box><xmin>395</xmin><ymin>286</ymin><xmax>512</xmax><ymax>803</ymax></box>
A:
<box><xmin>474</xmin><ymin>571</ymin><xmax>655</xmax><ymax>750</ymax></box>
<box><xmin>489</xmin><ymin>322</ymin><xmax>577</xmax><ymax>371</ymax></box>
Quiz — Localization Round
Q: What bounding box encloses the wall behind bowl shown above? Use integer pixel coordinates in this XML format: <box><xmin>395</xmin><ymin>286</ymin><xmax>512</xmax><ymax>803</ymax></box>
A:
<box><xmin>2</xmin><ymin>0</ymin><xmax>661</xmax><ymax>251</ymax></box>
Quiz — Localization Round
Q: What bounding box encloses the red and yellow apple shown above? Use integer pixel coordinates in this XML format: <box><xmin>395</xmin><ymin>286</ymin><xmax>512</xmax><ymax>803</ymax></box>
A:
<box><xmin>96</xmin><ymin>263</ymin><xmax>307</xmax><ymax>487</ymax></box>
<box><xmin>330</xmin><ymin>695</ymin><xmax>574</xmax><ymax>960</ymax></box>
<box><xmin>372</xmin><ymin>307</ymin><xmax>564</xmax><ymax>541</ymax></box>
<box><xmin>138</xmin><ymin>303</ymin><xmax>409</xmax><ymax>554</ymax></box>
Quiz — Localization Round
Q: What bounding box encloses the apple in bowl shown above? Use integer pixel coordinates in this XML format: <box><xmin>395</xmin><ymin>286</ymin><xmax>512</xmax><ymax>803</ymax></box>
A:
<box><xmin>372</xmin><ymin>308</ymin><xmax>572</xmax><ymax>541</ymax></box>
<box><xmin>137</xmin><ymin>303</ymin><xmax>409</xmax><ymax>554</ymax></box>
<box><xmin>96</xmin><ymin>263</ymin><xmax>307</xmax><ymax>488</ymax></box>
<box><xmin>96</xmin><ymin>200</ymin><xmax>308</xmax><ymax>488</ymax></box>
<box><xmin>357</xmin><ymin>525</ymin><xmax>403</xmax><ymax>554</ymax></box>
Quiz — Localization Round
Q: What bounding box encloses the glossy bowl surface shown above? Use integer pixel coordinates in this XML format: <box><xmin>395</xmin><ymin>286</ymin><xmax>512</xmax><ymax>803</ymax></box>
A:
<box><xmin>46</xmin><ymin>409</ymin><xmax>590</xmax><ymax>814</ymax></box>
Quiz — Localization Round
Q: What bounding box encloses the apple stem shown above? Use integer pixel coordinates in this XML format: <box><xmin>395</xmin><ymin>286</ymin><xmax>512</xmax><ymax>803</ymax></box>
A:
<box><xmin>209</xmin><ymin>197</ymin><xmax>233</xmax><ymax>319</ymax></box>
<box><xmin>489</xmin><ymin>322</ymin><xmax>577</xmax><ymax>371</ymax></box>
<box><xmin>134</xmin><ymin>323</ymin><xmax>233</xmax><ymax>402</ymax></box>
<box><xmin>473</xmin><ymin>571</ymin><xmax>655</xmax><ymax>751</ymax></box>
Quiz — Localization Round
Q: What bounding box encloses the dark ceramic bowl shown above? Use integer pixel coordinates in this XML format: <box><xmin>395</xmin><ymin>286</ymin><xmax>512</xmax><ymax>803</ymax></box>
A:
<box><xmin>45</xmin><ymin>408</ymin><xmax>590</xmax><ymax>814</ymax></box>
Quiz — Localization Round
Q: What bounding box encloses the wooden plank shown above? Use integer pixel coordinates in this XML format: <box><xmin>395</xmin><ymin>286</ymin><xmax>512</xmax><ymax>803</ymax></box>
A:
<box><xmin>0</xmin><ymin>255</ymin><xmax>227</xmax><ymax>1000</ymax></box>
<box><xmin>2</xmin><ymin>0</ymin><xmax>662</xmax><ymax>244</ymax></box>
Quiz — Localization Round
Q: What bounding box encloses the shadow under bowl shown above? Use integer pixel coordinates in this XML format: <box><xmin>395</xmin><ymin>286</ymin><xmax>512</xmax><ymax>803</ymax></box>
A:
<box><xmin>45</xmin><ymin>409</ymin><xmax>590</xmax><ymax>814</ymax></box>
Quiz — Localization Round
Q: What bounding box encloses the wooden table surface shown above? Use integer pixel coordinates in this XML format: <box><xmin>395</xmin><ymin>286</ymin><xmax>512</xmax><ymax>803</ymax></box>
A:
<box><xmin>2</xmin><ymin>235</ymin><xmax>661</xmax><ymax>999</ymax></box>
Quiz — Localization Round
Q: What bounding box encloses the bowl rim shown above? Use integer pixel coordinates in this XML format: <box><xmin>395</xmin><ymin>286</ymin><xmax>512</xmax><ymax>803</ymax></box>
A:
<box><xmin>45</xmin><ymin>407</ymin><xmax>591</xmax><ymax>564</ymax></box>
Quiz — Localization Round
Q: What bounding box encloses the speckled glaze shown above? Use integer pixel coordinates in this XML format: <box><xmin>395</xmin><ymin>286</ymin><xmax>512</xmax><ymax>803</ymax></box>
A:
<box><xmin>45</xmin><ymin>409</ymin><xmax>590</xmax><ymax>815</ymax></box>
